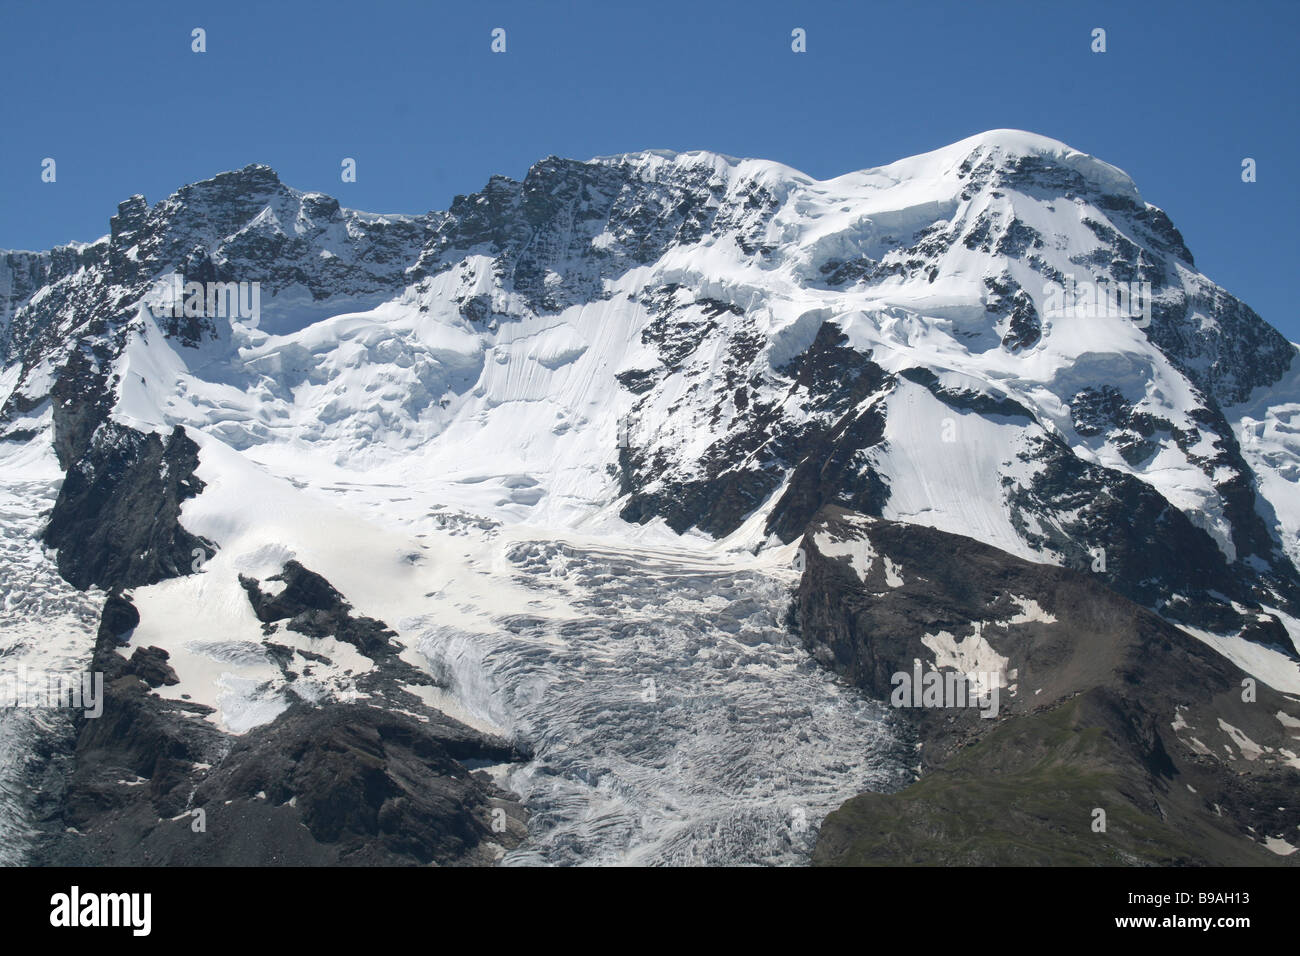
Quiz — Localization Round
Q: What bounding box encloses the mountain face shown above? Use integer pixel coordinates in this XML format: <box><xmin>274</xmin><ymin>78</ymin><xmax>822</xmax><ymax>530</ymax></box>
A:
<box><xmin>1</xmin><ymin>130</ymin><xmax>1297</xmax><ymax>865</ymax></box>
<box><xmin>799</xmin><ymin>509</ymin><xmax>1300</xmax><ymax>865</ymax></box>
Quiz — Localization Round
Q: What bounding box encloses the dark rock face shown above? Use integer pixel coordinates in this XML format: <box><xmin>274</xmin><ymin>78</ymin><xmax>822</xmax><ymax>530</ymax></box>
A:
<box><xmin>797</xmin><ymin>508</ymin><xmax>1300</xmax><ymax>866</ymax></box>
<box><xmin>124</xmin><ymin>646</ymin><xmax>179</xmax><ymax>687</ymax></box>
<box><xmin>33</xmin><ymin>593</ymin><xmax>529</xmax><ymax>867</ymax></box>
<box><xmin>1150</xmin><ymin>285</ymin><xmax>1295</xmax><ymax>408</ymax></box>
<box><xmin>184</xmin><ymin>704</ymin><xmax>525</xmax><ymax>866</ymax></box>
<box><xmin>42</xmin><ymin>422</ymin><xmax>215</xmax><ymax>591</ymax></box>
<box><xmin>238</xmin><ymin>560</ymin><xmax>442</xmax><ymax>705</ymax></box>
<box><xmin>102</xmin><ymin>166</ymin><xmax>431</xmax><ymax>319</ymax></box>
<box><xmin>618</xmin><ymin>293</ymin><xmax>791</xmax><ymax>536</ymax></box>
<box><xmin>619</xmin><ymin>318</ymin><xmax>895</xmax><ymax>541</ymax></box>
<box><xmin>961</xmin><ymin>150</ymin><xmax>1194</xmax><ymax>266</ymax></box>
<box><xmin>1069</xmin><ymin>384</ymin><xmax>1163</xmax><ymax>464</ymax></box>
<box><xmin>240</xmin><ymin>560</ymin><xmax>389</xmax><ymax>651</ymax></box>
<box><xmin>1007</xmin><ymin>431</ymin><xmax>1300</xmax><ymax>634</ymax></box>
<box><xmin>896</xmin><ymin>365</ymin><xmax>1035</xmax><ymax>420</ymax></box>
<box><xmin>1068</xmin><ymin>385</ymin><xmax>1282</xmax><ymax>566</ymax></box>
<box><xmin>760</xmin><ymin>330</ymin><xmax>892</xmax><ymax>541</ymax></box>
<box><xmin>97</xmin><ymin>592</ymin><xmax>140</xmax><ymax>642</ymax></box>
<box><xmin>982</xmin><ymin>274</ymin><xmax>1042</xmax><ymax>351</ymax></box>
<box><xmin>52</xmin><ymin>597</ymin><xmax>223</xmax><ymax>834</ymax></box>
<box><xmin>412</xmin><ymin>155</ymin><xmax>782</xmax><ymax>314</ymax></box>
<box><xmin>0</xmin><ymin>245</ymin><xmax>102</xmax><ymax>360</ymax></box>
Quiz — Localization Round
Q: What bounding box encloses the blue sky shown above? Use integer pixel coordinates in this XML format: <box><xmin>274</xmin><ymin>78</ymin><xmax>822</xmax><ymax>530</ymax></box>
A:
<box><xmin>2</xmin><ymin>0</ymin><xmax>1296</xmax><ymax>339</ymax></box>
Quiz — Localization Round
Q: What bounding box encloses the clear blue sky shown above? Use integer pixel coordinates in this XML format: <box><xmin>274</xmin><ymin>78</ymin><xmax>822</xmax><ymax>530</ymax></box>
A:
<box><xmin>2</xmin><ymin>0</ymin><xmax>1296</xmax><ymax>340</ymax></box>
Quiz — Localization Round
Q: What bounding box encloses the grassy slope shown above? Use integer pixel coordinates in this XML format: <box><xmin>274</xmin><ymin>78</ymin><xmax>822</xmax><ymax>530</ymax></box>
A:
<box><xmin>814</xmin><ymin>693</ymin><xmax>1283</xmax><ymax>867</ymax></box>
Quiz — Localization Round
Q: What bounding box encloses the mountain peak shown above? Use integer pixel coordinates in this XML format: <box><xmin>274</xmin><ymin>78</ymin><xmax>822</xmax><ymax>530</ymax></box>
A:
<box><xmin>939</xmin><ymin>128</ymin><xmax>1142</xmax><ymax>202</ymax></box>
<box><xmin>167</xmin><ymin>162</ymin><xmax>286</xmax><ymax>211</ymax></box>
<box><xmin>585</xmin><ymin>132</ymin><xmax>1142</xmax><ymax>205</ymax></box>
<box><xmin>208</xmin><ymin>162</ymin><xmax>282</xmax><ymax>188</ymax></box>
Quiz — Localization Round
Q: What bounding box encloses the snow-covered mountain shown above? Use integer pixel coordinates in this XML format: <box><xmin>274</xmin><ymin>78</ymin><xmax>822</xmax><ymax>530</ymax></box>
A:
<box><xmin>2</xmin><ymin>129</ymin><xmax>1298</xmax><ymax>865</ymax></box>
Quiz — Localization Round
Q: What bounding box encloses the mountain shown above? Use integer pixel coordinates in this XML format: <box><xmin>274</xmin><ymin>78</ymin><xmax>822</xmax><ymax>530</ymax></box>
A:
<box><xmin>800</xmin><ymin>510</ymin><xmax>1300</xmax><ymax>865</ymax></box>
<box><xmin>0</xmin><ymin>130</ymin><xmax>1296</xmax><ymax>865</ymax></box>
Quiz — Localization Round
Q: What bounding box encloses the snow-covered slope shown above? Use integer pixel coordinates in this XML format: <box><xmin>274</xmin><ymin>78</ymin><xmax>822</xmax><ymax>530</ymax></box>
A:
<box><xmin>2</xmin><ymin>130</ymin><xmax>1298</xmax><ymax>863</ymax></box>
